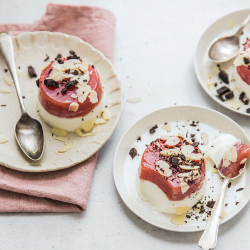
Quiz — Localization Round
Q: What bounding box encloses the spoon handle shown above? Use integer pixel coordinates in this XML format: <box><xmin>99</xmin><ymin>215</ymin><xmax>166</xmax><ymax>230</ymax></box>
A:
<box><xmin>198</xmin><ymin>178</ymin><xmax>230</xmax><ymax>250</ymax></box>
<box><xmin>0</xmin><ymin>32</ymin><xmax>26</xmax><ymax>113</ymax></box>
<box><xmin>236</xmin><ymin>15</ymin><xmax>250</xmax><ymax>37</ymax></box>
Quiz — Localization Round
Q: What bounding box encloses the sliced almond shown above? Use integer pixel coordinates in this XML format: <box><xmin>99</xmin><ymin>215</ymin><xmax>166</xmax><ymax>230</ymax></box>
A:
<box><xmin>53</xmin><ymin>136</ymin><xmax>68</xmax><ymax>143</ymax></box>
<box><xmin>81</xmin><ymin>119</ymin><xmax>94</xmax><ymax>132</ymax></box>
<box><xmin>170</xmin><ymin>215</ymin><xmax>185</xmax><ymax>225</ymax></box>
<box><xmin>161</xmin><ymin>124</ymin><xmax>171</xmax><ymax>132</ymax></box>
<box><xmin>69</xmin><ymin>102</ymin><xmax>79</xmax><ymax>112</ymax></box>
<box><xmin>52</xmin><ymin>128</ymin><xmax>67</xmax><ymax>137</ymax></box>
<box><xmin>77</xmin><ymin>85</ymin><xmax>91</xmax><ymax>103</ymax></box>
<box><xmin>57</xmin><ymin>144</ymin><xmax>72</xmax><ymax>153</ymax></box>
<box><xmin>188</xmin><ymin>153</ymin><xmax>204</xmax><ymax>161</ymax></box>
<box><xmin>78</xmin><ymin>73</ymin><xmax>90</xmax><ymax>85</ymax></box>
<box><xmin>75</xmin><ymin>128</ymin><xmax>83</xmax><ymax>137</ymax></box>
<box><xmin>227</xmin><ymin>20</ymin><xmax>235</xmax><ymax>29</ymax></box>
<box><xmin>229</xmin><ymin>146</ymin><xmax>237</xmax><ymax>162</ymax></box>
<box><xmin>80</xmin><ymin>60</ymin><xmax>88</xmax><ymax>72</ymax></box>
<box><xmin>0</xmin><ymin>87</ymin><xmax>11</xmax><ymax>93</ymax></box>
<box><xmin>53</xmin><ymin>64</ymin><xmax>65</xmax><ymax>71</ymax></box>
<box><xmin>160</xmin><ymin>135</ymin><xmax>170</xmax><ymax>140</ymax></box>
<box><xmin>49</xmin><ymin>71</ymin><xmax>63</xmax><ymax>81</ymax></box>
<box><xmin>155</xmin><ymin>160</ymin><xmax>172</xmax><ymax>177</ymax></box>
<box><xmin>160</xmin><ymin>148</ymin><xmax>180</xmax><ymax>156</ymax></box>
<box><xmin>102</xmin><ymin>109</ymin><xmax>111</xmax><ymax>120</ymax></box>
<box><xmin>166</xmin><ymin>136</ymin><xmax>180</xmax><ymax>146</ymax></box>
<box><xmin>175</xmin><ymin>206</ymin><xmax>191</xmax><ymax>215</ymax></box>
<box><xmin>63</xmin><ymin>60</ymin><xmax>81</xmax><ymax>69</ymax></box>
<box><xmin>94</xmin><ymin>118</ymin><xmax>107</xmax><ymax>125</ymax></box>
<box><xmin>180</xmin><ymin>182</ymin><xmax>190</xmax><ymax>194</ymax></box>
<box><xmin>3</xmin><ymin>74</ymin><xmax>13</xmax><ymax>86</ymax></box>
<box><xmin>16</xmin><ymin>68</ymin><xmax>22</xmax><ymax>77</ymax></box>
<box><xmin>179</xmin><ymin>165</ymin><xmax>200</xmax><ymax>170</ymax></box>
<box><xmin>220</xmin><ymin>210</ymin><xmax>228</xmax><ymax>219</ymax></box>
<box><xmin>240</xmin><ymin>158</ymin><xmax>247</xmax><ymax>164</ymax></box>
<box><xmin>211</xmin><ymin>166</ymin><xmax>218</xmax><ymax>173</ymax></box>
<box><xmin>62</xmin><ymin>73</ymin><xmax>75</xmax><ymax>79</ymax></box>
<box><xmin>227</xmin><ymin>99</ymin><xmax>244</xmax><ymax>110</ymax></box>
<box><xmin>201</xmin><ymin>132</ymin><xmax>209</xmax><ymax>146</ymax></box>
<box><xmin>181</xmin><ymin>145</ymin><xmax>194</xmax><ymax>157</ymax></box>
<box><xmin>222</xmin><ymin>151</ymin><xmax>232</xmax><ymax>167</ymax></box>
<box><xmin>81</xmin><ymin>125</ymin><xmax>100</xmax><ymax>137</ymax></box>
<box><xmin>88</xmin><ymin>90</ymin><xmax>98</xmax><ymax>104</ymax></box>
<box><xmin>127</xmin><ymin>97</ymin><xmax>142</xmax><ymax>103</ymax></box>
<box><xmin>0</xmin><ymin>135</ymin><xmax>8</xmax><ymax>144</ymax></box>
<box><xmin>71</xmin><ymin>94</ymin><xmax>77</xmax><ymax>99</ymax></box>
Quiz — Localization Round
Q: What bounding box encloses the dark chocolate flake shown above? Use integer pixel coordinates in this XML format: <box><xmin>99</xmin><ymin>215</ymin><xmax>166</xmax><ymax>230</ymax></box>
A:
<box><xmin>55</xmin><ymin>53</ymin><xmax>62</xmax><ymax>59</ymax></box>
<box><xmin>44</xmin><ymin>79</ymin><xmax>59</xmax><ymax>88</ymax></box>
<box><xmin>236</xmin><ymin>188</ymin><xmax>244</xmax><ymax>192</ymax></box>
<box><xmin>28</xmin><ymin>66</ymin><xmax>37</xmax><ymax>78</ymax></box>
<box><xmin>44</xmin><ymin>54</ymin><xmax>49</xmax><ymax>62</ymax></box>
<box><xmin>216</xmin><ymin>86</ymin><xmax>230</xmax><ymax>95</ymax></box>
<box><xmin>206</xmin><ymin>200</ymin><xmax>216</xmax><ymax>208</ymax></box>
<box><xmin>36</xmin><ymin>79</ymin><xmax>39</xmax><ymax>88</ymax></box>
<box><xmin>218</xmin><ymin>70</ymin><xmax>229</xmax><ymax>84</ymax></box>
<box><xmin>228</xmin><ymin>182</ymin><xmax>231</xmax><ymax>188</ymax></box>
<box><xmin>246</xmin><ymin>108</ymin><xmax>250</xmax><ymax>114</ymax></box>
<box><xmin>57</xmin><ymin>58</ymin><xmax>64</xmax><ymax>64</ymax></box>
<box><xmin>239</xmin><ymin>92</ymin><xmax>246</xmax><ymax>102</ymax></box>
<box><xmin>244</xmin><ymin>99</ymin><xmax>249</xmax><ymax>105</ymax></box>
<box><xmin>225</xmin><ymin>91</ymin><xmax>234</xmax><ymax>100</ymax></box>
<box><xmin>149</xmin><ymin>125</ymin><xmax>158</xmax><ymax>134</ymax></box>
<box><xmin>243</xmin><ymin>57</ymin><xmax>250</xmax><ymax>64</ymax></box>
<box><xmin>69</xmin><ymin>50</ymin><xmax>76</xmax><ymax>55</ymax></box>
<box><xmin>129</xmin><ymin>148</ymin><xmax>137</xmax><ymax>159</ymax></box>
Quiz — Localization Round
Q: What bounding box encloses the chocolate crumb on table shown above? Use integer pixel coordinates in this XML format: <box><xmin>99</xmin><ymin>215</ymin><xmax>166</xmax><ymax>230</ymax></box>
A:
<box><xmin>225</xmin><ymin>91</ymin><xmax>234</xmax><ymax>100</ymax></box>
<box><xmin>236</xmin><ymin>188</ymin><xmax>244</xmax><ymax>192</ymax></box>
<box><xmin>206</xmin><ymin>200</ymin><xmax>215</xmax><ymax>208</ymax></box>
<box><xmin>27</xmin><ymin>66</ymin><xmax>37</xmax><ymax>78</ymax></box>
<box><xmin>216</xmin><ymin>86</ymin><xmax>230</xmax><ymax>96</ymax></box>
<box><xmin>228</xmin><ymin>182</ymin><xmax>231</xmax><ymax>188</ymax></box>
<box><xmin>239</xmin><ymin>91</ymin><xmax>246</xmax><ymax>102</ymax></box>
<box><xmin>4</xmin><ymin>69</ymin><xmax>8</xmax><ymax>72</ymax></box>
<box><xmin>218</xmin><ymin>69</ymin><xmax>229</xmax><ymax>84</ymax></box>
<box><xmin>44</xmin><ymin>54</ymin><xmax>49</xmax><ymax>62</ymax></box>
<box><xmin>235</xmin><ymin>201</ymin><xmax>239</xmax><ymax>205</ymax></box>
<box><xmin>137</xmin><ymin>136</ymin><xmax>141</xmax><ymax>141</ymax></box>
<box><xmin>129</xmin><ymin>148</ymin><xmax>138</xmax><ymax>159</ymax></box>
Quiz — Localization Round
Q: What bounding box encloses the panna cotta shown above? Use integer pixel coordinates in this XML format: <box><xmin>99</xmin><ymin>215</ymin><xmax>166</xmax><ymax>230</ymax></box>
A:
<box><xmin>37</xmin><ymin>53</ymin><xmax>109</xmax><ymax>134</ymax></box>
<box><xmin>206</xmin><ymin>134</ymin><xmax>250</xmax><ymax>178</ymax></box>
<box><xmin>138</xmin><ymin>135</ymin><xmax>206</xmax><ymax>215</ymax></box>
<box><xmin>234</xmin><ymin>39</ymin><xmax>250</xmax><ymax>99</ymax></box>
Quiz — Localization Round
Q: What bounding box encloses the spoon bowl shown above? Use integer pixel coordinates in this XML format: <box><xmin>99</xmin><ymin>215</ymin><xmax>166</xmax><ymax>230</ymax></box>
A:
<box><xmin>208</xmin><ymin>14</ymin><xmax>250</xmax><ymax>63</ymax></box>
<box><xmin>15</xmin><ymin>113</ymin><xmax>44</xmax><ymax>161</ymax></box>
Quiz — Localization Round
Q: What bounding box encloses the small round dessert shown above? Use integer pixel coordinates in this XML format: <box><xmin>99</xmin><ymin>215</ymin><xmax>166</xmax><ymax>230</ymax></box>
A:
<box><xmin>234</xmin><ymin>39</ymin><xmax>250</xmax><ymax>99</ymax></box>
<box><xmin>37</xmin><ymin>55</ymin><xmax>105</xmax><ymax>132</ymax></box>
<box><xmin>138</xmin><ymin>135</ymin><xmax>206</xmax><ymax>214</ymax></box>
<box><xmin>207</xmin><ymin>134</ymin><xmax>250</xmax><ymax>178</ymax></box>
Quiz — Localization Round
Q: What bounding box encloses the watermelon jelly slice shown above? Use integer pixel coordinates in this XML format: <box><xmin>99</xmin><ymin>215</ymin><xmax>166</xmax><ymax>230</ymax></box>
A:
<box><xmin>139</xmin><ymin>136</ymin><xmax>206</xmax><ymax>201</ymax></box>
<box><xmin>218</xmin><ymin>141</ymin><xmax>250</xmax><ymax>178</ymax></box>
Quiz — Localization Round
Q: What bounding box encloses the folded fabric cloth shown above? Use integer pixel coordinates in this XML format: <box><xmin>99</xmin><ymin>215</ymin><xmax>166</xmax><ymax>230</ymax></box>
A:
<box><xmin>0</xmin><ymin>3</ymin><xmax>116</xmax><ymax>212</ymax></box>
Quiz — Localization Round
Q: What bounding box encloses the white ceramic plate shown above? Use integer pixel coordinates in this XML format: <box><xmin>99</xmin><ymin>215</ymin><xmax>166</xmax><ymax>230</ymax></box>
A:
<box><xmin>0</xmin><ymin>31</ymin><xmax>123</xmax><ymax>172</ymax></box>
<box><xmin>113</xmin><ymin>106</ymin><xmax>250</xmax><ymax>232</ymax></box>
<box><xmin>195</xmin><ymin>9</ymin><xmax>250</xmax><ymax>116</ymax></box>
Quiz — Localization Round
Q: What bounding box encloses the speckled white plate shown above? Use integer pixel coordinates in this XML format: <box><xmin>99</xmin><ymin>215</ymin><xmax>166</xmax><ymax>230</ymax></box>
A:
<box><xmin>195</xmin><ymin>9</ymin><xmax>250</xmax><ymax>116</ymax></box>
<box><xmin>0</xmin><ymin>31</ymin><xmax>123</xmax><ymax>172</ymax></box>
<box><xmin>113</xmin><ymin>106</ymin><xmax>250</xmax><ymax>232</ymax></box>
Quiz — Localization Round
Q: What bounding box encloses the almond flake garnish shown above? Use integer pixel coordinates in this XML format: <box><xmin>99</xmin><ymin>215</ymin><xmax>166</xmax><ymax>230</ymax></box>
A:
<box><xmin>63</xmin><ymin>60</ymin><xmax>80</xmax><ymax>69</ymax></box>
<box><xmin>0</xmin><ymin>87</ymin><xmax>11</xmax><ymax>93</ymax></box>
<box><xmin>229</xmin><ymin>146</ymin><xmax>237</xmax><ymax>162</ymax></box>
<box><xmin>181</xmin><ymin>145</ymin><xmax>194</xmax><ymax>157</ymax></box>
<box><xmin>160</xmin><ymin>135</ymin><xmax>170</xmax><ymax>140</ymax></box>
<box><xmin>49</xmin><ymin>71</ymin><xmax>63</xmax><ymax>81</ymax></box>
<box><xmin>201</xmin><ymin>132</ymin><xmax>209</xmax><ymax>146</ymax></box>
<box><xmin>102</xmin><ymin>109</ymin><xmax>111</xmax><ymax>120</ymax></box>
<box><xmin>175</xmin><ymin>206</ymin><xmax>191</xmax><ymax>215</ymax></box>
<box><xmin>180</xmin><ymin>182</ymin><xmax>190</xmax><ymax>194</ymax></box>
<box><xmin>222</xmin><ymin>151</ymin><xmax>232</xmax><ymax>167</ymax></box>
<box><xmin>74</xmin><ymin>128</ymin><xmax>83</xmax><ymax>137</ymax></box>
<box><xmin>240</xmin><ymin>158</ymin><xmax>247</xmax><ymax>165</ymax></box>
<box><xmin>77</xmin><ymin>85</ymin><xmax>91</xmax><ymax>103</ymax></box>
<box><xmin>81</xmin><ymin>125</ymin><xmax>100</xmax><ymax>137</ymax></box>
<box><xmin>17</xmin><ymin>68</ymin><xmax>22</xmax><ymax>77</ymax></box>
<box><xmin>3</xmin><ymin>74</ymin><xmax>13</xmax><ymax>86</ymax></box>
<box><xmin>155</xmin><ymin>160</ymin><xmax>172</xmax><ymax>177</ymax></box>
<box><xmin>80</xmin><ymin>60</ymin><xmax>88</xmax><ymax>72</ymax></box>
<box><xmin>161</xmin><ymin>124</ymin><xmax>171</xmax><ymax>132</ymax></box>
<box><xmin>127</xmin><ymin>97</ymin><xmax>142</xmax><ymax>103</ymax></box>
<box><xmin>94</xmin><ymin>118</ymin><xmax>107</xmax><ymax>125</ymax></box>
<box><xmin>52</xmin><ymin>128</ymin><xmax>67</xmax><ymax>137</ymax></box>
<box><xmin>52</xmin><ymin>64</ymin><xmax>65</xmax><ymax>71</ymax></box>
<box><xmin>0</xmin><ymin>135</ymin><xmax>8</xmax><ymax>144</ymax></box>
<box><xmin>170</xmin><ymin>215</ymin><xmax>185</xmax><ymax>225</ymax></box>
<box><xmin>166</xmin><ymin>136</ymin><xmax>180</xmax><ymax>146</ymax></box>
<box><xmin>81</xmin><ymin>119</ymin><xmax>94</xmax><ymax>132</ymax></box>
<box><xmin>88</xmin><ymin>90</ymin><xmax>98</xmax><ymax>104</ymax></box>
<box><xmin>71</xmin><ymin>94</ymin><xmax>77</xmax><ymax>98</ymax></box>
<box><xmin>188</xmin><ymin>153</ymin><xmax>204</xmax><ymax>161</ymax></box>
<box><xmin>160</xmin><ymin>148</ymin><xmax>180</xmax><ymax>156</ymax></box>
<box><xmin>227</xmin><ymin>99</ymin><xmax>244</xmax><ymax>109</ymax></box>
<box><xmin>69</xmin><ymin>102</ymin><xmax>79</xmax><ymax>112</ymax></box>
<box><xmin>57</xmin><ymin>144</ymin><xmax>72</xmax><ymax>153</ymax></box>
<box><xmin>221</xmin><ymin>210</ymin><xmax>228</xmax><ymax>219</ymax></box>
<box><xmin>179</xmin><ymin>165</ymin><xmax>200</xmax><ymax>170</ymax></box>
<box><xmin>52</xmin><ymin>136</ymin><xmax>68</xmax><ymax>143</ymax></box>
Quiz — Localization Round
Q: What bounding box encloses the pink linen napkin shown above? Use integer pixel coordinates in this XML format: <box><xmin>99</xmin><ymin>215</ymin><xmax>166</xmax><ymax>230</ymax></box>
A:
<box><xmin>0</xmin><ymin>3</ymin><xmax>116</xmax><ymax>212</ymax></box>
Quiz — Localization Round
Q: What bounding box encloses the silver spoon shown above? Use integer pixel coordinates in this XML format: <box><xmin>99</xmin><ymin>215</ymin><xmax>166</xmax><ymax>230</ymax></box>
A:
<box><xmin>0</xmin><ymin>32</ymin><xmax>44</xmax><ymax>161</ymax></box>
<box><xmin>198</xmin><ymin>163</ymin><xmax>246</xmax><ymax>250</ymax></box>
<box><xmin>208</xmin><ymin>15</ymin><xmax>250</xmax><ymax>63</ymax></box>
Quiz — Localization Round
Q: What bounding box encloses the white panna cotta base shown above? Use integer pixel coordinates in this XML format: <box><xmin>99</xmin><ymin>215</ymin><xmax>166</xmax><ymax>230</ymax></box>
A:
<box><xmin>37</xmin><ymin>95</ymin><xmax>105</xmax><ymax>132</ymax></box>
<box><xmin>138</xmin><ymin>177</ymin><xmax>206</xmax><ymax>214</ymax></box>
<box><xmin>234</xmin><ymin>63</ymin><xmax>250</xmax><ymax>99</ymax></box>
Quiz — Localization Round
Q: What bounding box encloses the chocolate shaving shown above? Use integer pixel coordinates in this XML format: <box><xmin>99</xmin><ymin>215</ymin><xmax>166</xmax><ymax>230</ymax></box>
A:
<box><xmin>235</xmin><ymin>201</ymin><xmax>239</xmax><ymax>205</ymax></box>
<box><xmin>246</xmin><ymin>108</ymin><xmax>250</xmax><ymax>113</ymax></box>
<box><xmin>228</xmin><ymin>182</ymin><xmax>231</xmax><ymax>188</ymax></box>
<box><xmin>65</xmin><ymin>80</ymin><xmax>78</xmax><ymax>89</ymax></box>
<box><xmin>172</xmin><ymin>157</ymin><xmax>178</xmax><ymax>168</ymax></box>
<box><xmin>216</xmin><ymin>86</ymin><xmax>230</xmax><ymax>95</ymax></box>
<box><xmin>44</xmin><ymin>54</ymin><xmax>49</xmax><ymax>62</ymax></box>
<box><xmin>73</xmin><ymin>70</ymin><xmax>79</xmax><ymax>75</ymax></box>
<box><xmin>4</xmin><ymin>69</ymin><xmax>8</xmax><ymax>72</ymax></box>
<box><xmin>244</xmin><ymin>99</ymin><xmax>249</xmax><ymax>105</ymax></box>
<box><xmin>55</xmin><ymin>53</ymin><xmax>62</xmax><ymax>59</ymax></box>
<box><xmin>57</xmin><ymin>58</ymin><xmax>64</xmax><ymax>64</ymax></box>
<box><xmin>236</xmin><ymin>188</ymin><xmax>244</xmax><ymax>192</ymax></box>
<box><xmin>225</xmin><ymin>91</ymin><xmax>234</xmax><ymax>100</ymax></box>
<box><xmin>67</xmin><ymin>54</ymin><xmax>80</xmax><ymax>60</ymax></box>
<box><xmin>36</xmin><ymin>79</ymin><xmax>39</xmax><ymax>88</ymax></box>
<box><xmin>180</xmin><ymin>154</ymin><xmax>186</xmax><ymax>161</ymax></box>
<box><xmin>149</xmin><ymin>125</ymin><xmax>158</xmax><ymax>134</ymax></box>
<box><xmin>218</xmin><ymin>70</ymin><xmax>229</xmax><ymax>84</ymax></box>
<box><xmin>27</xmin><ymin>66</ymin><xmax>37</xmax><ymax>78</ymax></box>
<box><xmin>239</xmin><ymin>92</ymin><xmax>246</xmax><ymax>102</ymax></box>
<box><xmin>69</xmin><ymin>50</ymin><xmax>76</xmax><ymax>55</ymax></box>
<box><xmin>129</xmin><ymin>148</ymin><xmax>137</xmax><ymax>159</ymax></box>
<box><xmin>44</xmin><ymin>79</ymin><xmax>59</xmax><ymax>88</ymax></box>
<box><xmin>192</xmin><ymin>142</ymin><xmax>199</xmax><ymax>147</ymax></box>
<box><xmin>243</xmin><ymin>57</ymin><xmax>250</xmax><ymax>64</ymax></box>
<box><xmin>206</xmin><ymin>200</ymin><xmax>215</xmax><ymax>208</ymax></box>
<box><xmin>137</xmin><ymin>136</ymin><xmax>141</xmax><ymax>141</ymax></box>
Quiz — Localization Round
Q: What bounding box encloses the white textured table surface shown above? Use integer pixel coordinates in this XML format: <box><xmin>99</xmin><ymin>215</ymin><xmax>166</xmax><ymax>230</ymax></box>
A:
<box><xmin>0</xmin><ymin>0</ymin><xmax>250</xmax><ymax>249</ymax></box>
